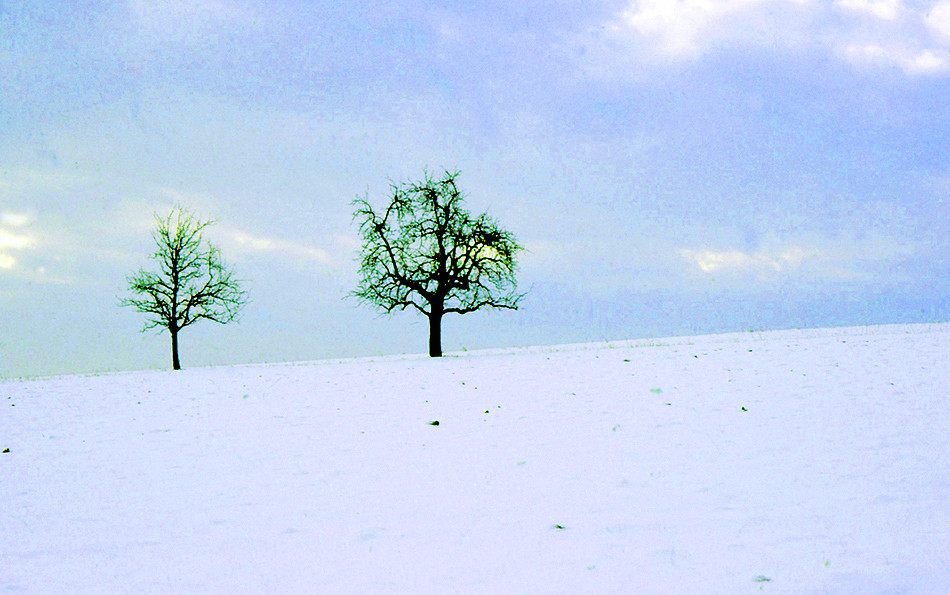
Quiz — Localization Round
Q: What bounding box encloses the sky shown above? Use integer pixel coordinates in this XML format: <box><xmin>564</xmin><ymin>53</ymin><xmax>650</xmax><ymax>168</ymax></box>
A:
<box><xmin>1</xmin><ymin>0</ymin><xmax>949</xmax><ymax>377</ymax></box>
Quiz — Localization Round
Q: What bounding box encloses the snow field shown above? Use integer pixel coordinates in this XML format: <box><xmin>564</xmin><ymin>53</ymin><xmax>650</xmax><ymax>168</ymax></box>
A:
<box><xmin>2</xmin><ymin>323</ymin><xmax>949</xmax><ymax>593</ymax></box>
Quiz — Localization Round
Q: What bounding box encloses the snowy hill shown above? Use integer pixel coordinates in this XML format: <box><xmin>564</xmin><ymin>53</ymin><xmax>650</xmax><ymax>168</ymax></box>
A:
<box><xmin>3</xmin><ymin>324</ymin><xmax>949</xmax><ymax>593</ymax></box>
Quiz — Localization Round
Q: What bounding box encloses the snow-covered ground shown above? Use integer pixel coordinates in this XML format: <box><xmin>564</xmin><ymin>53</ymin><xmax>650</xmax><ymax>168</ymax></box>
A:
<box><xmin>3</xmin><ymin>323</ymin><xmax>949</xmax><ymax>593</ymax></box>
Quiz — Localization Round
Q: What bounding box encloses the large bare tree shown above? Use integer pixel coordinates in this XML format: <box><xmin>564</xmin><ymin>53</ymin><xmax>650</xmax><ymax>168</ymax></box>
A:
<box><xmin>123</xmin><ymin>206</ymin><xmax>247</xmax><ymax>370</ymax></box>
<box><xmin>353</xmin><ymin>170</ymin><xmax>524</xmax><ymax>357</ymax></box>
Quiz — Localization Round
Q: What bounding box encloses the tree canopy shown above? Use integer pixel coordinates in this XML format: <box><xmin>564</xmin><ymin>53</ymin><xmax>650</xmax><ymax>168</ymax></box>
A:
<box><xmin>122</xmin><ymin>205</ymin><xmax>247</xmax><ymax>370</ymax></box>
<box><xmin>353</xmin><ymin>170</ymin><xmax>523</xmax><ymax>356</ymax></box>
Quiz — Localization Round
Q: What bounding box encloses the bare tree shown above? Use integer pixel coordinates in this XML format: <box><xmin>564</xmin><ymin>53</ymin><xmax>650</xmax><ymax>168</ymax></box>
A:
<box><xmin>122</xmin><ymin>205</ymin><xmax>247</xmax><ymax>370</ymax></box>
<box><xmin>353</xmin><ymin>170</ymin><xmax>524</xmax><ymax>357</ymax></box>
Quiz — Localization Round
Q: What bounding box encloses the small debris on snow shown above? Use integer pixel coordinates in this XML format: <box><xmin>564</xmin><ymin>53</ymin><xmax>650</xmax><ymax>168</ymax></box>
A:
<box><xmin>429</xmin><ymin>420</ymin><xmax>439</xmax><ymax>426</ymax></box>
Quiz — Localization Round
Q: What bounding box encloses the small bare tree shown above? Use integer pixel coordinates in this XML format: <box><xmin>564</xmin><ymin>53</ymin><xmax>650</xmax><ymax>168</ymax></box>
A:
<box><xmin>122</xmin><ymin>206</ymin><xmax>247</xmax><ymax>370</ymax></box>
<box><xmin>353</xmin><ymin>170</ymin><xmax>524</xmax><ymax>357</ymax></box>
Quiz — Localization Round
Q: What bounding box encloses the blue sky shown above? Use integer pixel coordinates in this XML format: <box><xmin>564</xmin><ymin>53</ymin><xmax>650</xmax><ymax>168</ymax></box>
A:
<box><xmin>2</xmin><ymin>0</ymin><xmax>949</xmax><ymax>376</ymax></box>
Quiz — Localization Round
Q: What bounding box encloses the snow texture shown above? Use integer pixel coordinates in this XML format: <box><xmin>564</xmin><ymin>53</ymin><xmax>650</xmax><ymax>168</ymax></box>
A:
<box><xmin>3</xmin><ymin>324</ymin><xmax>949</xmax><ymax>593</ymax></box>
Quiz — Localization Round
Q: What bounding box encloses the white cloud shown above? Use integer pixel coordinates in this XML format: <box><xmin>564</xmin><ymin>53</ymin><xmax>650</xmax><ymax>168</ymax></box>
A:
<box><xmin>1</xmin><ymin>212</ymin><xmax>31</xmax><ymax>227</ymax></box>
<box><xmin>612</xmin><ymin>0</ymin><xmax>784</xmax><ymax>59</ymax></box>
<box><xmin>599</xmin><ymin>0</ymin><xmax>950</xmax><ymax>75</ymax></box>
<box><xmin>836</xmin><ymin>0</ymin><xmax>901</xmax><ymax>20</ymax></box>
<box><xmin>0</xmin><ymin>216</ymin><xmax>37</xmax><ymax>276</ymax></box>
<box><xmin>228</xmin><ymin>230</ymin><xmax>334</xmax><ymax>267</ymax></box>
<box><xmin>0</xmin><ymin>229</ymin><xmax>34</xmax><ymax>250</ymax></box>
<box><xmin>842</xmin><ymin>43</ymin><xmax>950</xmax><ymax>74</ymax></box>
<box><xmin>679</xmin><ymin>245</ymin><xmax>816</xmax><ymax>276</ymax></box>
<box><xmin>907</xmin><ymin>49</ymin><xmax>950</xmax><ymax>73</ymax></box>
<box><xmin>679</xmin><ymin>233</ymin><xmax>916</xmax><ymax>285</ymax></box>
<box><xmin>926</xmin><ymin>1</ymin><xmax>950</xmax><ymax>39</ymax></box>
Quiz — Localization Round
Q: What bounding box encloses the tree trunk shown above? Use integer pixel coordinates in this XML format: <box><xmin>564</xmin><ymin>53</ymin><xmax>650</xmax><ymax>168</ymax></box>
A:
<box><xmin>171</xmin><ymin>326</ymin><xmax>181</xmax><ymax>370</ymax></box>
<box><xmin>428</xmin><ymin>307</ymin><xmax>443</xmax><ymax>358</ymax></box>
